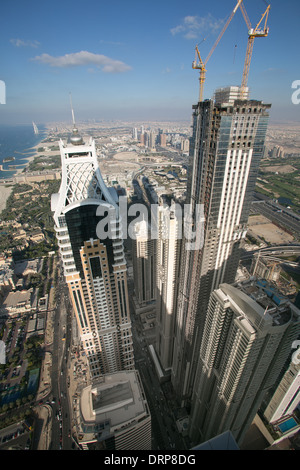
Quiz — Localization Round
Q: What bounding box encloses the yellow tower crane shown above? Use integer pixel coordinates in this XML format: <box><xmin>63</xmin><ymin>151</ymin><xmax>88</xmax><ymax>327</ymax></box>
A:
<box><xmin>239</xmin><ymin>1</ymin><xmax>271</xmax><ymax>99</ymax></box>
<box><xmin>192</xmin><ymin>0</ymin><xmax>244</xmax><ymax>102</ymax></box>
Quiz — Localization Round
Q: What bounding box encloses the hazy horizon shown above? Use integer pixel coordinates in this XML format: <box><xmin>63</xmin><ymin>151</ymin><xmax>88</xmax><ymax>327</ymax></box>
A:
<box><xmin>0</xmin><ymin>0</ymin><xmax>299</xmax><ymax>126</ymax></box>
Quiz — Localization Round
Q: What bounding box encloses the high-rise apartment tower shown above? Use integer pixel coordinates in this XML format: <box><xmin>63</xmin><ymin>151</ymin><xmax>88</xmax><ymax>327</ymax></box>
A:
<box><xmin>172</xmin><ymin>87</ymin><xmax>271</xmax><ymax>403</ymax></box>
<box><xmin>52</xmin><ymin>124</ymin><xmax>134</xmax><ymax>378</ymax></box>
<box><xmin>263</xmin><ymin>361</ymin><xmax>300</xmax><ymax>425</ymax></box>
<box><xmin>132</xmin><ymin>219</ymin><xmax>156</xmax><ymax>306</ymax></box>
<box><xmin>189</xmin><ymin>281</ymin><xmax>300</xmax><ymax>446</ymax></box>
<box><xmin>155</xmin><ymin>199</ymin><xmax>181</xmax><ymax>373</ymax></box>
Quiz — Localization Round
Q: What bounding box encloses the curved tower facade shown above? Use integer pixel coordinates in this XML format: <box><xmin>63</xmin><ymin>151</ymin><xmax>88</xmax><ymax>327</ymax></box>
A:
<box><xmin>52</xmin><ymin>125</ymin><xmax>134</xmax><ymax>377</ymax></box>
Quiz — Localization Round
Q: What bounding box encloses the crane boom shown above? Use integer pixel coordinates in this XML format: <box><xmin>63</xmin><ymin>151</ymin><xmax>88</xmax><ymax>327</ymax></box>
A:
<box><xmin>206</xmin><ymin>0</ymin><xmax>243</xmax><ymax>64</ymax></box>
<box><xmin>240</xmin><ymin>2</ymin><xmax>271</xmax><ymax>99</ymax></box>
<box><xmin>192</xmin><ymin>0</ymin><xmax>244</xmax><ymax>102</ymax></box>
<box><xmin>239</xmin><ymin>2</ymin><xmax>251</xmax><ymax>30</ymax></box>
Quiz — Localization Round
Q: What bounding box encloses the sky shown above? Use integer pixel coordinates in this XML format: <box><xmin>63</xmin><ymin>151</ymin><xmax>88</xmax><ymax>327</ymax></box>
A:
<box><xmin>0</xmin><ymin>0</ymin><xmax>299</xmax><ymax>125</ymax></box>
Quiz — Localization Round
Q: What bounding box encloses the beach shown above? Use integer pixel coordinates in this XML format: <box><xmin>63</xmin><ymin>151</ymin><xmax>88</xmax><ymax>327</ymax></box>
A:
<box><xmin>0</xmin><ymin>139</ymin><xmax>50</xmax><ymax>215</ymax></box>
<box><xmin>0</xmin><ymin>185</ymin><xmax>13</xmax><ymax>213</ymax></box>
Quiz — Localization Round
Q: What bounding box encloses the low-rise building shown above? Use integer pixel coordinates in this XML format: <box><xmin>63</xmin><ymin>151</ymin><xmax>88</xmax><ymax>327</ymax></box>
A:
<box><xmin>0</xmin><ymin>289</ymin><xmax>33</xmax><ymax>317</ymax></box>
<box><xmin>75</xmin><ymin>370</ymin><xmax>151</xmax><ymax>450</ymax></box>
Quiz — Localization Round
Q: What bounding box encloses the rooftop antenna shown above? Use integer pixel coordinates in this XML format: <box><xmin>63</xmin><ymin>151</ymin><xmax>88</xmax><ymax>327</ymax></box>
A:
<box><xmin>69</xmin><ymin>92</ymin><xmax>76</xmax><ymax>127</ymax></box>
<box><xmin>69</xmin><ymin>92</ymin><xmax>83</xmax><ymax>145</ymax></box>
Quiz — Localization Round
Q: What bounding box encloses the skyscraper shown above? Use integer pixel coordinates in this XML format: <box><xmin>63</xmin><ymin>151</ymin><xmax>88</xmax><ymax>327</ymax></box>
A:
<box><xmin>172</xmin><ymin>87</ymin><xmax>271</xmax><ymax>403</ymax></box>
<box><xmin>189</xmin><ymin>281</ymin><xmax>300</xmax><ymax>446</ymax></box>
<box><xmin>132</xmin><ymin>219</ymin><xmax>156</xmax><ymax>306</ymax></box>
<box><xmin>155</xmin><ymin>199</ymin><xmax>181</xmax><ymax>374</ymax></box>
<box><xmin>263</xmin><ymin>361</ymin><xmax>300</xmax><ymax>425</ymax></box>
<box><xmin>52</xmin><ymin>123</ymin><xmax>134</xmax><ymax>378</ymax></box>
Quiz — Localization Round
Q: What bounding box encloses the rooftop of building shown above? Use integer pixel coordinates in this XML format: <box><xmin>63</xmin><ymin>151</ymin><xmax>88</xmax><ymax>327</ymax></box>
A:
<box><xmin>193</xmin><ymin>86</ymin><xmax>271</xmax><ymax>114</ymax></box>
<box><xmin>220</xmin><ymin>278</ymin><xmax>300</xmax><ymax>332</ymax></box>
<box><xmin>79</xmin><ymin>370</ymin><xmax>149</xmax><ymax>433</ymax></box>
<box><xmin>2</xmin><ymin>289</ymin><xmax>32</xmax><ymax>308</ymax></box>
<box><xmin>191</xmin><ymin>430</ymin><xmax>240</xmax><ymax>450</ymax></box>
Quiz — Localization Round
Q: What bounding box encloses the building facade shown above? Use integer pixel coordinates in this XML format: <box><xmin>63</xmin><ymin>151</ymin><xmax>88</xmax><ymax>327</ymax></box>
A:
<box><xmin>189</xmin><ymin>281</ymin><xmax>300</xmax><ymax>446</ymax></box>
<box><xmin>52</xmin><ymin>125</ymin><xmax>134</xmax><ymax>378</ymax></box>
<box><xmin>75</xmin><ymin>370</ymin><xmax>151</xmax><ymax>450</ymax></box>
<box><xmin>155</xmin><ymin>200</ymin><xmax>181</xmax><ymax>373</ymax></box>
<box><xmin>172</xmin><ymin>88</ymin><xmax>271</xmax><ymax>403</ymax></box>
<box><xmin>263</xmin><ymin>361</ymin><xmax>300</xmax><ymax>424</ymax></box>
<box><xmin>132</xmin><ymin>219</ymin><xmax>156</xmax><ymax>306</ymax></box>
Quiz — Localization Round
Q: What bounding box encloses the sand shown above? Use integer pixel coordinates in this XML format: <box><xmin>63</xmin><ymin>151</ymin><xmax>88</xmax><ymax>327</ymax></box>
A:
<box><xmin>248</xmin><ymin>214</ymin><xmax>294</xmax><ymax>244</ymax></box>
<box><xmin>0</xmin><ymin>185</ymin><xmax>13</xmax><ymax>213</ymax></box>
<box><xmin>0</xmin><ymin>143</ymin><xmax>44</xmax><ymax>214</ymax></box>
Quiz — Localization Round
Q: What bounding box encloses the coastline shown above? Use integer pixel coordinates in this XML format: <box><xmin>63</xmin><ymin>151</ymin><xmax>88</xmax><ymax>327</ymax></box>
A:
<box><xmin>0</xmin><ymin>185</ymin><xmax>13</xmax><ymax>213</ymax></box>
<box><xmin>0</xmin><ymin>135</ymin><xmax>49</xmax><ymax>215</ymax></box>
<box><xmin>0</xmin><ymin>153</ymin><xmax>37</xmax><ymax>215</ymax></box>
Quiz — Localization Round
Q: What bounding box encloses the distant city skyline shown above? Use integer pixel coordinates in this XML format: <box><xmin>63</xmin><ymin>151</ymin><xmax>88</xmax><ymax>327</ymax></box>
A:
<box><xmin>0</xmin><ymin>0</ymin><xmax>299</xmax><ymax>125</ymax></box>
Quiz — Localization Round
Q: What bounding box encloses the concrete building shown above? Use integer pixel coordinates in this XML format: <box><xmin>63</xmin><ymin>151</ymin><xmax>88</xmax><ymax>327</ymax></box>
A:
<box><xmin>75</xmin><ymin>370</ymin><xmax>151</xmax><ymax>450</ymax></box>
<box><xmin>270</xmin><ymin>145</ymin><xmax>284</xmax><ymax>159</ymax></box>
<box><xmin>214</xmin><ymin>86</ymin><xmax>249</xmax><ymax>104</ymax></box>
<box><xmin>132</xmin><ymin>219</ymin><xmax>156</xmax><ymax>306</ymax></box>
<box><xmin>51</xmin><ymin>121</ymin><xmax>134</xmax><ymax>378</ymax></box>
<box><xmin>188</xmin><ymin>280</ymin><xmax>300</xmax><ymax>446</ymax></box>
<box><xmin>251</xmin><ymin>253</ymin><xmax>281</xmax><ymax>282</ymax></box>
<box><xmin>0</xmin><ymin>289</ymin><xmax>33</xmax><ymax>317</ymax></box>
<box><xmin>149</xmin><ymin>132</ymin><xmax>157</xmax><ymax>150</ymax></box>
<box><xmin>181</xmin><ymin>138</ymin><xmax>190</xmax><ymax>154</ymax></box>
<box><xmin>155</xmin><ymin>199</ymin><xmax>181</xmax><ymax>375</ymax></box>
<box><xmin>171</xmin><ymin>87</ymin><xmax>271</xmax><ymax>404</ymax></box>
<box><xmin>0</xmin><ymin>261</ymin><xmax>16</xmax><ymax>299</ymax></box>
<box><xmin>159</xmin><ymin>134</ymin><xmax>167</xmax><ymax>147</ymax></box>
<box><xmin>264</xmin><ymin>361</ymin><xmax>300</xmax><ymax>424</ymax></box>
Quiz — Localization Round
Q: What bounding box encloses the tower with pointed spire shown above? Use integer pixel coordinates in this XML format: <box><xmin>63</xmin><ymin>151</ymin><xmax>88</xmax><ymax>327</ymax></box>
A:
<box><xmin>51</xmin><ymin>106</ymin><xmax>134</xmax><ymax>377</ymax></box>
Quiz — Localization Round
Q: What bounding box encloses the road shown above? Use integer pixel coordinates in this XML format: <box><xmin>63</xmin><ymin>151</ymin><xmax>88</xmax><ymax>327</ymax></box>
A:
<box><xmin>32</xmin><ymin>267</ymin><xmax>74</xmax><ymax>450</ymax></box>
<box><xmin>32</xmin><ymin>268</ymin><xmax>188</xmax><ymax>450</ymax></box>
<box><xmin>48</xmin><ymin>279</ymin><xmax>73</xmax><ymax>450</ymax></box>
<box><xmin>241</xmin><ymin>243</ymin><xmax>300</xmax><ymax>260</ymax></box>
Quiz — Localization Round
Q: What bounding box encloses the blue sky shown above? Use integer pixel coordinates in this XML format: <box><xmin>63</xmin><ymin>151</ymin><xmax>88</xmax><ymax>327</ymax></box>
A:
<box><xmin>0</xmin><ymin>0</ymin><xmax>299</xmax><ymax>124</ymax></box>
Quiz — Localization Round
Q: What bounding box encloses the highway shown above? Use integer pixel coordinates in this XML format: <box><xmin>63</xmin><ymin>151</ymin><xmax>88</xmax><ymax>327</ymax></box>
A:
<box><xmin>241</xmin><ymin>243</ymin><xmax>300</xmax><ymax>260</ymax></box>
<box><xmin>32</xmin><ymin>268</ymin><xmax>74</xmax><ymax>450</ymax></box>
<box><xmin>49</xmin><ymin>279</ymin><xmax>73</xmax><ymax>450</ymax></box>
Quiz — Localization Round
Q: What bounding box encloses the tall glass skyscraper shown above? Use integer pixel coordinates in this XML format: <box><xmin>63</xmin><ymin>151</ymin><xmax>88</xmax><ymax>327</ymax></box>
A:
<box><xmin>52</xmin><ymin>124</ymin><xmax>134</xmax><ymax>378</ymax></box>
<box><xmin>171</xmin><ymin>87</ymin><xmax>271</xmax><ymax>404</ymax></box>
<box><xmin>132</xmin><ymin>219</ymin><xmax>156</xmax><ymax>306</ymax></box>
<box><xmin>155</xmin><ymin>200</ymin><xmax>182</xmax><ymax>374</ymax></box>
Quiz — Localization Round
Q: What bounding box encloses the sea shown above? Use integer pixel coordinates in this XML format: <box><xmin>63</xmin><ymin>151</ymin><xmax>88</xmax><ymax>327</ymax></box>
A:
<box><xmin>0</xmin><ymin>124</ymin><xmax>47</xmax><ymax>181</ymax></box>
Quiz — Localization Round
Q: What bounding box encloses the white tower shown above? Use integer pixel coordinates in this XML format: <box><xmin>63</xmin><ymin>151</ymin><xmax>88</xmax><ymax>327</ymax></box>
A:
<box><xmin>51</xmin><ymin>106</ymin><xmax>134</xmax><ymax>377</ymax></box>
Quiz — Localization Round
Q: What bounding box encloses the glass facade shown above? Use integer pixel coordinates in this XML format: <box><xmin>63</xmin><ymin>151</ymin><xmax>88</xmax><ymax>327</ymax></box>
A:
<box><xmin>172</xmin><ymin>96</ymin><xmax>271</xmax><ymax>403</ymax></box>
<box><xmin>65</xmin><ymin>204</ymin><xmax>114</xmax><ymax>277</ymax></box>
